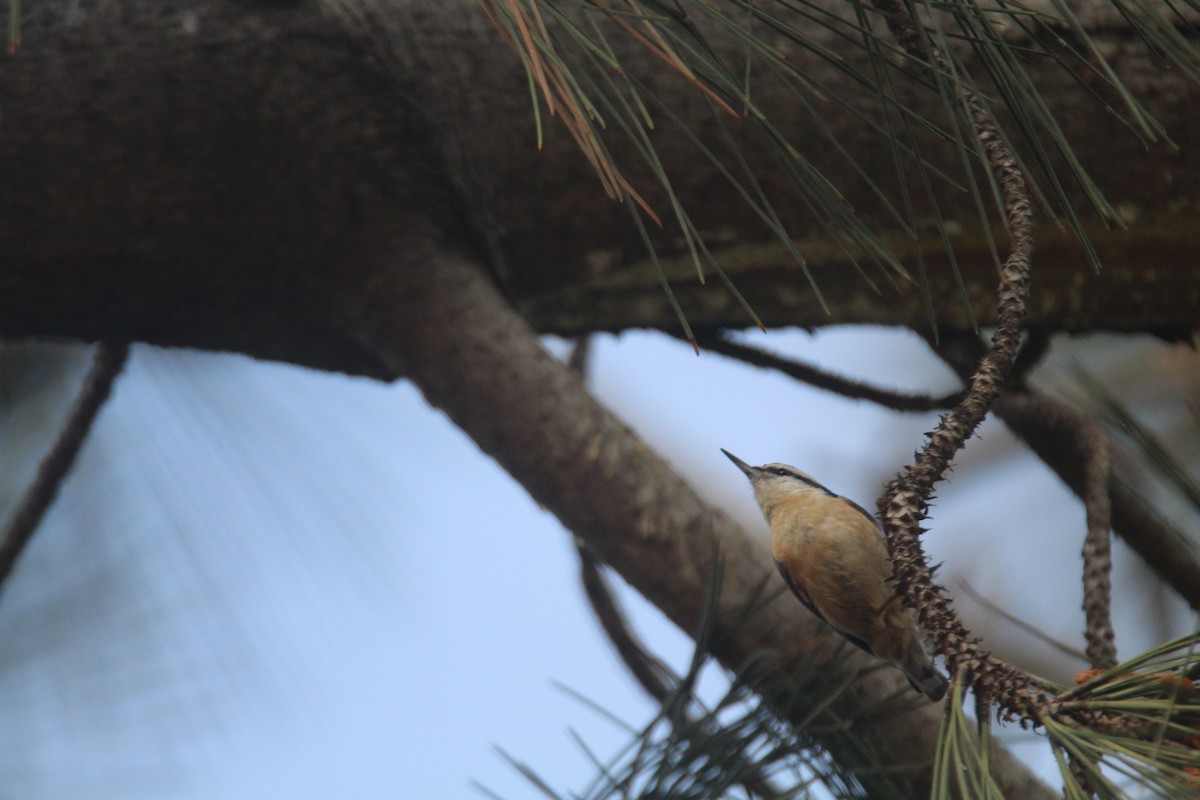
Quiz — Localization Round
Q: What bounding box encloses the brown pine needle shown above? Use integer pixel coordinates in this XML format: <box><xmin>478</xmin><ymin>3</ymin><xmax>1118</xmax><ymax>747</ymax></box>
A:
<box><xmin>501</xmin><ymin>0</ymin><xmax>556</xmax><ymax>117</ymax></box>
<box><xmin>482</xmin><ymin>0</ymin><xmax>661</xmax><ymax>222</ymax></box>
<box><xmin>599</xmin><ymin>0</ymin><xmax>741</xmax><ymax>119</ymax></box>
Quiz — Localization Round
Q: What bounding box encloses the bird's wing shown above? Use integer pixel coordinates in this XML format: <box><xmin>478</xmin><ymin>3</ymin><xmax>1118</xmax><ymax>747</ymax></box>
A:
<box><xmin>775</xmin><ymin>559</ymin><xmax>873</xmax><ymax>656</ymax></box>
<box><xmin>840</xmin><ymin>496</ymin><xmax>888</xmax><ymax>542</ymax></box>
<box><xmin>775</xmin><ymin>560</ymin><xmax>821</xmax><ymax>619</ymax></box>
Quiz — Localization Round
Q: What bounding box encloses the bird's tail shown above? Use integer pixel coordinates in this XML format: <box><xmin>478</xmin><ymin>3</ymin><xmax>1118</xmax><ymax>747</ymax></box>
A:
<box><xmin>903</xmin><ymin>640</ymin><xmax>948</xmax><ymax>702</ymax></box>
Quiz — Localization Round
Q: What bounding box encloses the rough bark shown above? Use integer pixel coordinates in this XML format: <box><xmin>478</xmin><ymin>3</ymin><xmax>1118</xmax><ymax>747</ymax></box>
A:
<box><xmin>0</xmin><ymin>0</ymin><xmax>1196</xmax><ymax>374</ymax></box>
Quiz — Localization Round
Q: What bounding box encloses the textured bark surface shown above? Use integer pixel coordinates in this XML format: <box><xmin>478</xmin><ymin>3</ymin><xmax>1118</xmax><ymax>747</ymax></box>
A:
<box><xmin>0</xmin><ymin>0</ymin><xmax>1196</xmax><ymax>373</ymax></box>
<box><xmin>0</xmin><ymin>0</ymin><xmax>450</xmax><ymax>376</ymax></box>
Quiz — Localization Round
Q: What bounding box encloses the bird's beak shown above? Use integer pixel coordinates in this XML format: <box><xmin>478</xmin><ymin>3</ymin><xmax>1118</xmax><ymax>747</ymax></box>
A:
<box><xmin>721</xmin><ymin>449</ymin><xmax>759</xmax><ymax>478</ymax></box>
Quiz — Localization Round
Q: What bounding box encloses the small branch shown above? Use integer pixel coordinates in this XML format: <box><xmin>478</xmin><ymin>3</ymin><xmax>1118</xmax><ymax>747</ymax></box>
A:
<box><xmin>562</xmin><ymin>341</ymin><xmax>676</xmax><ymax>697</ymax></box>
<box><xmin>565</xmin><ymin>335</ymin><xmax>682</xmax><ymax>695</ymax></box>
<box><xmin>0</xmin><ymin>342</ymin><xmax>131</xmax><ymax>592</ymax></box>
<box><xmin>566</xmin><ymin>336</ymin><xmax>682</xmax><ymax>696</ymax></box>
<box><xmin>575</xmin><ymin>325</ymin><xmax>782</xmax><ymax>800</ymax></box>
<box><xmin>574</xmin><ymin>540</ymin><xmax>783</xmax><ymax>800</ymax></box>
<box><xmin>999</xmin><ymin>387</ymin><xmax>1199</xmax><ymax>619</ymax></box>
<box><xmin>693</xmin><ymin>331</ymin><xmax>963</xmax><ymax>411</ymax></box>
<box><xmin>1003</xmin><ymin>393</ymin><xmax>1117</xmax><ymax>669</ymax></box>
<box><xmin>869</xmin><ymin>0</ymin><xmax>1048</xmax><ymax>720</ymax></box>
<box><xmin>575</xmin><ymin>539</ymin><xmax>676</xmax><ymax>700</ymax></box>
<box><xmin>567</xmin><ymin>336</ymin><xmax>593</xmax><ymax>375</ymax></box>
<box><xmin>1009</xmin><ymin>331</ymin><xmax>1052</xmax><ymax>389</ymax></box>
<box><xmin>1106</xmin><ymin>477</ymin><xmax>1200</xmax><ymax>610</ymax></box>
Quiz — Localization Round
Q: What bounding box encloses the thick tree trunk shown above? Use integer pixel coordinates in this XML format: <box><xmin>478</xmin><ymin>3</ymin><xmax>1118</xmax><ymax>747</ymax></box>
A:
<box><xmin>0</xmin><ymin>0</ymin><xmax>1196</xmax><ymax>373</ymax></box>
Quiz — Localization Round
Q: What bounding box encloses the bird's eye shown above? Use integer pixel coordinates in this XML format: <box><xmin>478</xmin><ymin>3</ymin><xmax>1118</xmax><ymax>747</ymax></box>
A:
<box><xmin>772</xmin><ymin>468</ymin><xmax>790</xmax><ymax>477</ymax></box>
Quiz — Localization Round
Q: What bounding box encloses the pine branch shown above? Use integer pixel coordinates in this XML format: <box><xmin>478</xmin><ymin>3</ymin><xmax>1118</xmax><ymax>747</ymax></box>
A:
<box><xmin>868</xmin><ymin>0</ymin><xmax>1049</xmax><ymax>721</ymax></box>
<box><xmin>997</xmin><ymin>391</ymin><xmax>1200</xmax><ymax>615</ymax></box>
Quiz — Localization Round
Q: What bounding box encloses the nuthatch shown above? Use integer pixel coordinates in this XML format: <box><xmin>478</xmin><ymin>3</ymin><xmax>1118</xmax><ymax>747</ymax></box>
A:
<box><xmin>723</xmin><ymin>449</ymin><xmax>947</xmax><ymax>702</ymax></box>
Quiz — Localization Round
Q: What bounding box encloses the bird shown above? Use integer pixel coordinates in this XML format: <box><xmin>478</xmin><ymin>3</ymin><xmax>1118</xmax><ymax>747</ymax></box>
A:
<box><xmin>722</xmin><ymin>449</ymin><xmax>947</xmax><ymax>702</ymax></box>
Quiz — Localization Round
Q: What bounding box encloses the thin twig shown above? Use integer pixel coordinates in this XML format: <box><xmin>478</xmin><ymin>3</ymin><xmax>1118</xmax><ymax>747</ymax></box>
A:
<box><xmin>1009</xmin><ymin>331</ymin><xmax>1052</xmax><ymax>389</ymax></box>
<box><xmin>693</xmin><ymin>331</ymin><xmax>963</xmax><ymax>412</ymax></box>
<box><xmin>0</xmin><ymin>342</ymin><xmax>130</xmax><ymax>592</ymax></box>
<box><xmin>1105</xmin><ymin>477</ymin><xmax>1200</xmax><ymax>610</ymax></box>
<box><xmin>574</xmin><ymin>540</ymin><xmax>783</xmax><ymax>800</ymax></box>
<box><xmin>567</xmin><ymin>335</ymin><xmax>593</xmax><ymax>375</ymax></box>
<box><xmin>568</xmin><ymin>334</ymin><xmax>679</xmax><ymax>699</ymax></box>
<box><xmin>957</xmin><ymin>579</ymin><xmax>1089</xmax><ymax>663</ymax></box>
<box><xmin>576</xmin><ymin>538</ymin><xmax>676</xmax><ymax>698</ymax></box>
<box><xmin>567</xmin><ymin>334</ymin><xmax>782</xmax><ymax>800</ymax></box>
<box><xmin>1000</xmin><ymin>393</ymin><xmax>1116</xmax><ymax>669</ymax></box>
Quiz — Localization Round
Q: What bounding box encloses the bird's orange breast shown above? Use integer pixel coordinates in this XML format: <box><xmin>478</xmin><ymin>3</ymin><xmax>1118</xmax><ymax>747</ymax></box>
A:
<box><xmin>770</xmin><ymin>494</ymin><xmax>900</xmax><ymax>657</ymax></box>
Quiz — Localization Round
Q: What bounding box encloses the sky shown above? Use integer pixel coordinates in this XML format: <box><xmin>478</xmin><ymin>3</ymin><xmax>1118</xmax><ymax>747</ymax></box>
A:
<box><xmin>0</xmin><ymin>328</ymin><xmax>1196</xmax><ymax>798</ymax></box>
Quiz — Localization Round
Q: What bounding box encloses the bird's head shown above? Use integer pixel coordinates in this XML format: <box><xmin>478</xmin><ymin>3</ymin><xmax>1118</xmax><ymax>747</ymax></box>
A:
<box><xmin>721</xmin><ymin>449</ymin><xmax>832</xmax><ymax>518</ymax></box>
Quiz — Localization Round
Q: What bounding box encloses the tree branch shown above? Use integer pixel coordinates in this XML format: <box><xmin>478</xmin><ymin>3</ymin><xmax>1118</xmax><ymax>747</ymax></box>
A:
<box><xmin>575</xmin><ymin>541</ymin><xmax>676</xmax><ymax>702</ymax></box>
<box><xmin>0</xmin><ymin>342</ymin><xmax>130</xmax><ymax>593</ymax></box>
<box><xmin>1003</xmin><ymin>393</ymin><xmax>1117</xmax><ymax>669</ymax></box>
<box><xmin>569</xmin><ymin>338</ymin><xmax>784</xmax><ymax>800</ymax></box>
<box><xmin>0</xmin><ymin>1</ymin><xmax>1197</xmax><ymax>367</ymax></box>
<box><xmin>692</xmin><ymin>331</ymin><xmax>963</xmax><ymax>412</ymax></box>
<box><xmin>340</xmin><ymin>223</ymin><xmax>1057</xmax><ymax>799</ymax></box>
<box><xmin>996</xmin><ymin>393</ymin><xmax>1200</xmax><ymax>612</ymax></box>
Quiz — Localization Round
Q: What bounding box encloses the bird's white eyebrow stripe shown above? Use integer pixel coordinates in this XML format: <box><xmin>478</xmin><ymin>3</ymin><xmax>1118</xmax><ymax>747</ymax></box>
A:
<box><xmin>773</xmin><ymin>467</ymin><xmax>835</xmax><ymax>496</ymax></box>
<box><xmin>770</xmin><ymin>465</ymin><xmax>879</xmax><ymax>524</ymax></box>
